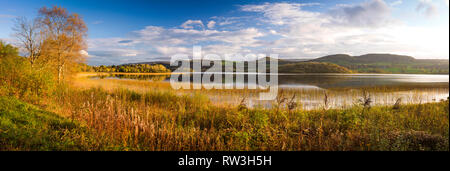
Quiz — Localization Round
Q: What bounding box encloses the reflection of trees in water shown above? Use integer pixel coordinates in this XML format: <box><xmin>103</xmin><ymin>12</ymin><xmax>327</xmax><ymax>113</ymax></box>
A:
<box><xmin>278</xmin><ymin>75</ymin><xmax>352</xmax><ymax>88</ymax></box>
<box><xmin>96</xmin><ymin>75</ymin><xmax>108</xmax><ymax>79</ymax></box>
<box><xmin>93</xmin><ymin>73</ymin><xmax>448</xmax><ymax>90</ymax></box>
<box><xmin>95</xmin><ymin>74</ymin><xmax>169</xmax><ymax>82</ymax></box>
<box><xmin>170</xmin><ymin>74</ymin><xmax>351</xmax><ymax>87</ymax></box>
<box><xmin>278</xmin><ymin>75</ymin><xmax>449</xmax><ymax>89</ymax></box>
<box><xmin>170</xmin><ymin>74</ymin><xmax>425</xmax><ymax>89</ymax></box>
<box><xmin>113</xmin><ymin>74</ymin><xmax>168</xmax><ymax>81</ymax></box>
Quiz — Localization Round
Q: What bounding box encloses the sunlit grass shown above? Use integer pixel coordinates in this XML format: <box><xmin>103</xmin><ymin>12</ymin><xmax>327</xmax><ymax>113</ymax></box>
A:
<box><xmin>47</xmin><ymin>86</ymin><xmax>448</xmax><ymax>151</ymax></box>
<box><xmin>2</xmin><ymin>73</ymin><xmax>448</xmax><ymax>151</ymax></box>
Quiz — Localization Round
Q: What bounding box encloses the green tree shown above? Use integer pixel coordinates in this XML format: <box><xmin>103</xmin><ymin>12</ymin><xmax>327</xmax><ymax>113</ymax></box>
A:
<box><xmin>0</xmin><ymin>41</ymin><xmax>18</xmax><ymax>58</ymax></box>
<box><xmin>0</xmin><ymin>41</ymin><xmax>55</xmax><ymax>101</ymax></box>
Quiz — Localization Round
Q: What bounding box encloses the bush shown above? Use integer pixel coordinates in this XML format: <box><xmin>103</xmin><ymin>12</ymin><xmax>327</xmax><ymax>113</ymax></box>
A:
<box><xmin>0</xmin><ymin>41</ymin><xmax>56</xmax><ymax>102</ymax></box>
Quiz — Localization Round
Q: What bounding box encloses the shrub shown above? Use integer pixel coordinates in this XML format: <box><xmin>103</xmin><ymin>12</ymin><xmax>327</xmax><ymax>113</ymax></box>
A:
<box><xmin>0</xmin><ymin>41</ymin><xmax>56</xmax><ymax>102</ymax></box>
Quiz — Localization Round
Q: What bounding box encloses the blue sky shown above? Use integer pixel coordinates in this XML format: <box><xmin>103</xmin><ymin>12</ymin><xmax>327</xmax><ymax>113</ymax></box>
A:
<box><xmin>0</xmin><ymin>0</ymin><xmax>449</xmax><ymax>65</ymax></box>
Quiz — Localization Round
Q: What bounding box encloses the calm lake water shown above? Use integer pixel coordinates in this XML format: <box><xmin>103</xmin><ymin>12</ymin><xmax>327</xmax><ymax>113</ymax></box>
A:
<box><xmin>91</xmin><ymin>73</ymin><xmax>449</xmax><ymax>110</ymax></box>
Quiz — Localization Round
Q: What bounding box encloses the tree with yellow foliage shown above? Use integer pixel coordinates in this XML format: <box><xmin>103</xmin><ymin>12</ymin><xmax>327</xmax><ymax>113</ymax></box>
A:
<box><xmin>38</xmin><ymin>6</ymin><xmax>88</xmax><ymax>82</ymax></box>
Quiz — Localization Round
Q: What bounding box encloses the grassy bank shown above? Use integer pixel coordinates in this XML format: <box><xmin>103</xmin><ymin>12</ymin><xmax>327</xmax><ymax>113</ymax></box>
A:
<box><xmin>4</xmin><ymin>72</ymin><xmax>448</xmax><ymax>151</ymax></box>
<box><xmin>2</xmin><ymin>87</ymin><xmax>449</xmax><ymax>151</ymax></box>
<box><xmin>44</xmin><ymin>87</ymin><xmax>450</xmax><ymax>151</ymax></box>
<box><xmin>0</xmin><ymin>96</ymin><xmax>97</xmax><ymax>150</ymax></box>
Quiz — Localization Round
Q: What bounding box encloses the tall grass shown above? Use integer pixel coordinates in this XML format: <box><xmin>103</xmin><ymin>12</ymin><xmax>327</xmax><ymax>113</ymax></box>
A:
<box><xmin>50</xmin><ymin>86</ymin><xmax>449</xmax><ymax>151</ymax></box>
<box><xmin>3</xmin><ymin>72</ymin><xmax>447</xmax><ymax>151</ymax></box>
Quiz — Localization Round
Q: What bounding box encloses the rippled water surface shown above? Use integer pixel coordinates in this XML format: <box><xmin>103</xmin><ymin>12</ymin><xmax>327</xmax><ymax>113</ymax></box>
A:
<box><xmin>90</xmin><ymin>73</ymin><xmax>449</xmax><ymax>109</ymax></box>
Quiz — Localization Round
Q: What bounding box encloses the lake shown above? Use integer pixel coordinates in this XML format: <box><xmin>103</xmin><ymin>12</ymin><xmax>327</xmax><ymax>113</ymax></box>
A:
<box><xmin>89</xmin><ymin>73</ymin><xmax>449</xmax><ymax>110</ymax></box>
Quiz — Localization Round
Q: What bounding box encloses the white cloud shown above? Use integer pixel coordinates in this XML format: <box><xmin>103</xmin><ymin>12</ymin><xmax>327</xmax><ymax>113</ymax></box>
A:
<box><xmin>444</xmin><ymin>0</ymin><xmax>449</xmax><ymax>7</ymax></box>
<box><xmin>218</xmin><ymin>19</ymin><xmax>236</xmax><ymax>26</ymax></box>
<box><xmin>80</xmin><ymin>50</ymin><xmax>89</xmax><ymax>57</ymax></box>
<box><xmin>180</xmin><ymin>20</ymin><xmax>204</xmax><ymax>29</ymax></box>
<box><xmin>237</xmin><ymin>0</ymin><xmax>447</xmax><ymax>59</ymax></box>
<box><xmin>241</xmin><ymin>0</ymin><xmax>393</xmax><ymax>28</ymax></box>
<box><xmin>207</xmin><ymin>21</ymin><xmax>216</xmax><ymax>29</ymax></box>
<box><xmin>416</xmin><ymin>0</ymin><xmax>439</xmax><ymax>17</ymax></box>
<box><xmin>330</xmin><ymin>0</ymin><xmax>392</xmax><ymax>27</ymax></box>
<box><xmin>241</xmin><ymin>2</ymin><xmax>322</xmax><ymax>25</ymax></box>
<box><xmin>87</xmin><ymin>24</ymin><xmax>266</xmax><ymax>64</ymax></box>
<box><xmin>210</xmin><ymin>16</ymin><xmax>250</xmax><ymax>27</ymax></box>
<box><xmin>85</xmin><ymin>0</ymin><xmax>449</xmax><ymax>65</ymax></box>
<box><xmin>390</xmin><ymin>0</ymin><xmax>403</xmax><ymax>6</ymax></box>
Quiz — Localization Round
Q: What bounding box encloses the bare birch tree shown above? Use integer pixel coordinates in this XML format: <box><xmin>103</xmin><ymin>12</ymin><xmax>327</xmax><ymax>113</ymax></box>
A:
<box><xmin>13</xmin><ymin>17</ymin><xmax>42</xmax><ymax>67</ymax></box>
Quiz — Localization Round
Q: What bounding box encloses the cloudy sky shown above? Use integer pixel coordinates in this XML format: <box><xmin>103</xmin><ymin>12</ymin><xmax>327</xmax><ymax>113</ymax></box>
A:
<box><xmin>0</xmin><ymin>0</ymin><xmax>449</xmax><ymax>65</ymax></box>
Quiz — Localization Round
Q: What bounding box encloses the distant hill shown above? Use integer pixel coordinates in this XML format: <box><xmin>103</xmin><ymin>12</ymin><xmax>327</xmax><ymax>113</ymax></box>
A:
<box><xmin>357</xmin><ymin>54</ymin><xmax>416</xmax><ymax>63</ymax></box>
<box><xmin>310</xmin><ymin>54</ymin><xmax>355</xmax><ymax>63</ymax></box>
<box><xmin>311</xmin><ymin>54</ymin><xmax>416</xmax><ymax>63</ymax></box>
<box><xmin>119</xmin><ymin>53</ymin><xmax>448</xmax><ymax>74</ymax></box>
<box><xmin>278</xmin><ymin>62</ymin><xmax>352</xmax><ymax>73</ymax></box>
<box><xmin>310</xmin><ymin>54</ymin><xmax>448</xmax><ymax>74</ymax></box>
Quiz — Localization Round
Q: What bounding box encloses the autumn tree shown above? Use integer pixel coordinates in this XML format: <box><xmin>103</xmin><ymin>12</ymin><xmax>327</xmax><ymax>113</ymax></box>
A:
<box><xmin>38</xmin><ymin>6</ymin><xmax>87</xmax><ymax>82</ymax></box>
<box><xmin>13</xmin><ymin>17</ymin><xmax>43</xmax><ymax>67</ymax></box>
<box><xmin>0</xmin><ymin>41</ymin><xmax>22</xmax><ymax>96</ymax></box>
<box><xmin>0</xmin><ymin>41</ymin><xmax>18</xmax><ymax>58</ymax></box>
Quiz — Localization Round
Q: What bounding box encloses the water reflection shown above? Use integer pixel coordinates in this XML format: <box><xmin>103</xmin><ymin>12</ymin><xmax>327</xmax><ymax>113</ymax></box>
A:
<box><xmin>91</xmin><ymin>73</ymin><xmax>449</xmax><ymax>89</ymax></box>
<box><xmin>91</xmin><ymin>74</ymin><xmax>169</xmax><ymax>82</ymax></box>
<box><xmin>89</xmin><ymin>73</ymin><xmax>449</xmax><ymax>110</ymax></box>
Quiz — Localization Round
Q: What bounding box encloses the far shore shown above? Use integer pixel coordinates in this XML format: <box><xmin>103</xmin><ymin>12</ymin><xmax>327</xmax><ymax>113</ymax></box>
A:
<box><xmin>77</xmin><ymin>72</ymin><xmax>449</xmax><ymax>78</ymax></box>
<box><xmin>77</xmin><ymin>72</ymin><xmax>174</xmax><ymax>77</ymax></box>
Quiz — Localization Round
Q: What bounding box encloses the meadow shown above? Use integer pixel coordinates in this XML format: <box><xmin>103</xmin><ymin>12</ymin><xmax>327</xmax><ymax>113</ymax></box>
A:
<box><xmin>2</xmin><ymin>72</ymin><xmax>448</xmax><ymax>151</ymax></box>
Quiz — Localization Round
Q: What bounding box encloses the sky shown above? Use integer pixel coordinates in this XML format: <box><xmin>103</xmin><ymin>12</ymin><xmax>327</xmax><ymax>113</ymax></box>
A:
<box><xmin>0</xmin><ymin>0</ymin><xmax>449</xmax><ymax>65</ymax></box>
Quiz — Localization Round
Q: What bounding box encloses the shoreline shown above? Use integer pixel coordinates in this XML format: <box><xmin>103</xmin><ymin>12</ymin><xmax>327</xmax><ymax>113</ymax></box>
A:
<box><xmin>79</xmin><ymin>72</ymin><xmax>450</xmax><ymax>76</ymax></box>
<box><xmin>76</xmin><ymin>72</ymin><xmax>174</xmax><ymax>77</ymax></box>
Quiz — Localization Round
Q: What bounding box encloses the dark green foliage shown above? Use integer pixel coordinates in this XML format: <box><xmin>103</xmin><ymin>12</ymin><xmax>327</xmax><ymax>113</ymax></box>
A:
<box><xmin>76</xmin><ymin>63</ymin><xmax>95</xmax><ymax>72</ymax></box>
<box><xmin>279</xmin><ymin>62</ymin><xmax>352</xmax><ymax>73</ymax></box>
<box><xmin>313</xmin><ymin>54</ymin><xmax>416</xmax><ymax>63</ymax></box>
<box><xmin>93</xmin><ymin>64</ymin><xmax>171</xmax><ymax>73</ymax></box>
<box><xmin>0</xmin><ymin>41</ymin><xmax>19</xmax><ymax>58</ymax></box>
<box><xmin>310</xmin><ymin>53</ymin><xmax>449</xmax><ymax>74</ymax></box>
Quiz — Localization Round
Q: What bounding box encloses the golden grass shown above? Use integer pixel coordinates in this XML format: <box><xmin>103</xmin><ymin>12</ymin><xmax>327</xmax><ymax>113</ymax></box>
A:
<box><xmin>48</xmin><ymin>86</ymin><xmax>449</xmax><ymax>151</ymax></box>
<box><xmin>11</xmin><ymin>72</ymin><xmax>441</xmax><ymax>151</ymax></box>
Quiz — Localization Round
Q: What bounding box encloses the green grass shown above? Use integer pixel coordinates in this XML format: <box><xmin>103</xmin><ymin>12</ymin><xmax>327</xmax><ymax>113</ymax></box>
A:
<box><xmin>0</xmin><ymin>96</ymin><xmax>99</xmax><ymax>151</ymax></box>
<box><xmin>1</xmin><ymin>87</ymin><xmax>449</xmax><ymax>151</ymax></box>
